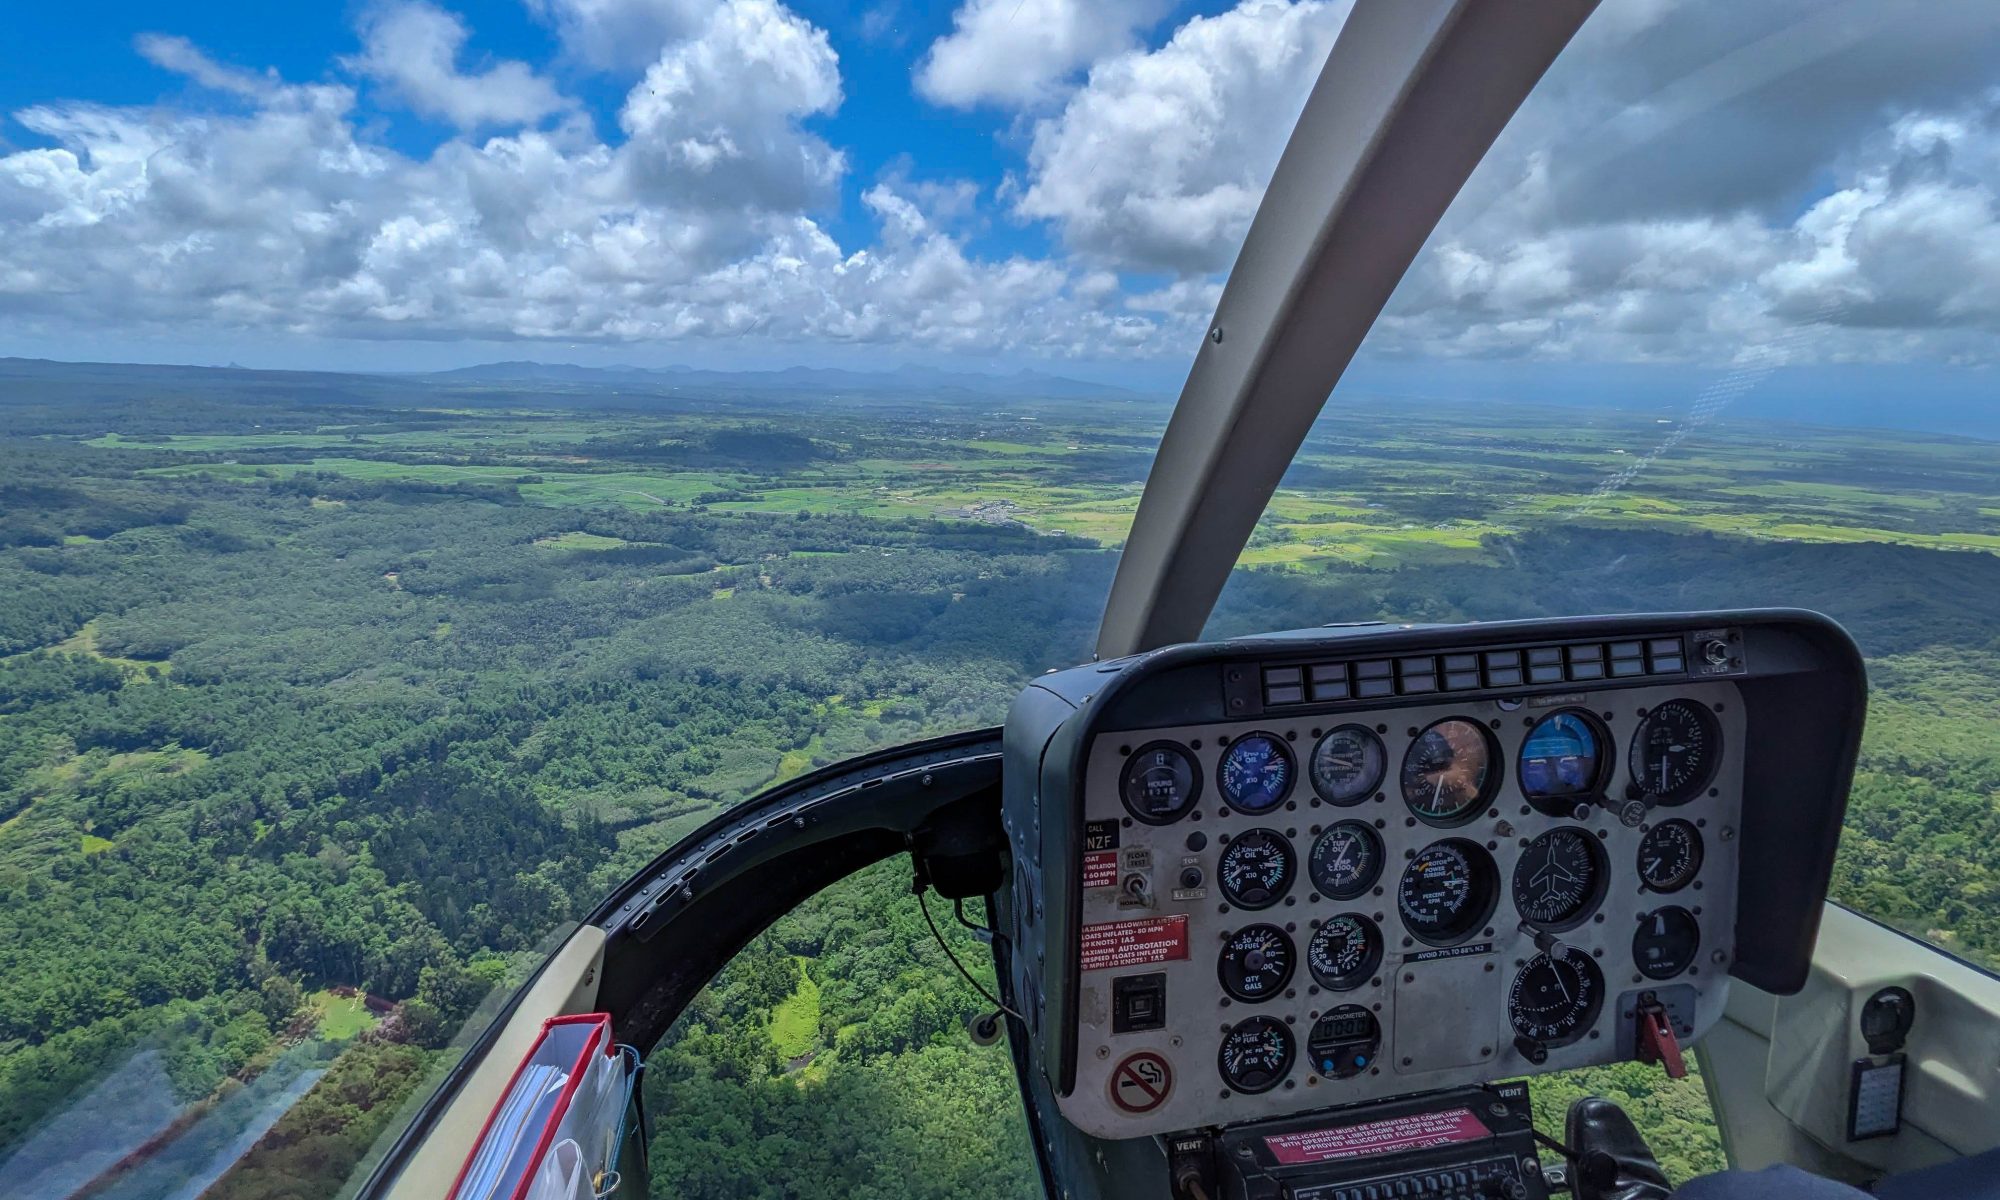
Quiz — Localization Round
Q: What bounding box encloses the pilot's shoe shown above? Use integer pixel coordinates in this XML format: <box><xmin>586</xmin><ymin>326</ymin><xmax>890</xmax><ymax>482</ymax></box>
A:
<box><xmin>1567</xmin><ymin>1096</ymin><xmax>1673</xmax><ymax>1200</ymax></box>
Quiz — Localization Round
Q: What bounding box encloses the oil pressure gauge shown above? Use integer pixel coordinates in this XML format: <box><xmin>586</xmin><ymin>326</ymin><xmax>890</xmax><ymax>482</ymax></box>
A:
<box><xmin>1217</xmin><ymin>828</ymin><xmax>1295</xmax><ymax>910</ymax></box>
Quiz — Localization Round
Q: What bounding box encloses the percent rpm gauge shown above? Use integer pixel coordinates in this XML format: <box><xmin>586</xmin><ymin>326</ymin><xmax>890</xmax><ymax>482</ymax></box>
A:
<box><xmin>1401</xmin><ymin>719</ymin><xmax>1497</xmax><ymax>824</ymax></box>
<box><xmin>1397</xmin><ymin>839</ymin><xmax>1498</xmax><ymax>946</ymax></box>
<box><xmin>1310</xmin><ymin>725</ymin><xmax>1385</xmax><ymax>805</ymax></box>
<box><xmin>1219</xmin><ymin>732</ymin><xmax>1295</xmax><ymax>813</ymax></box>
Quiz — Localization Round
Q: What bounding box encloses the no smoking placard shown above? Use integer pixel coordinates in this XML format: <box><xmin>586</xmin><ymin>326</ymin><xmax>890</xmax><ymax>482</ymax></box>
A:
<box><xmin>1109</xmin><ymin>1051</ymin><xmax>1173</xmax><ymax>1114</ymax></box>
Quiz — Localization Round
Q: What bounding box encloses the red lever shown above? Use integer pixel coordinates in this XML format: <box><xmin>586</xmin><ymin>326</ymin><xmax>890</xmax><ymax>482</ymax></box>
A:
<box><xmin>1637</xmin><ymin>1003</ymin><xmax>1687</xmax><ymax>1079</ymax></box>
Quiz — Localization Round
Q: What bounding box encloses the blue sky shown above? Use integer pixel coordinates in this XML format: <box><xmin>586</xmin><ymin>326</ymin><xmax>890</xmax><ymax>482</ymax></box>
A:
<box><xmin>1</xmin><ymin>0</ymin><xmax>1998</xmax><ymax>410</ymax></box>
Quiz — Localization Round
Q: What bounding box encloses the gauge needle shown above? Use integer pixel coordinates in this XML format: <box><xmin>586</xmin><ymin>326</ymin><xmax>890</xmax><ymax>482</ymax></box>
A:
<box><xmin>1555</xmin><ymin>969</ymin><xmax>1572</xmax><ymax>1004</ymax></box>
<box><xmin>1432</xmin><ymin>775</ymin><xmax>1446</xmax><ymax>808</ymax></box>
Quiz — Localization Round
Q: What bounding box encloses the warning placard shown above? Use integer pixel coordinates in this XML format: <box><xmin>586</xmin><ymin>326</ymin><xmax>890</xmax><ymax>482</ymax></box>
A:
<box><xmin>1079</xmin><ymin>915</ymin><xmax>1189</xmax><ymax>971</ymax></box>
<box><xmin>1109</xmin><ymin>1052</ymin><xmax>1173</xmax><ymax>1114</ymax></box>
<box><xmin>1264</xmin><ymin>1108</ymin><xmax>1491</xmax><ymax>1165</ymax></box>
<box><xmin>1082</xmin><ymin>850</ymin><xmax>1119</xmax><ymax>889</ymax></box>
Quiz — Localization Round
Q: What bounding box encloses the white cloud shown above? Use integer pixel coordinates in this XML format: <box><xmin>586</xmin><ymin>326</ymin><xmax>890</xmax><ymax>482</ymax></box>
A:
<box><xmin>915</xmin><ymin>0</ymin><xmax>1172</xmax><ymax>110</ymax></box>
<box><xmin>526</xmin><ymin>0</ymin><xmax>717</xmax><ymax>73</ymax></box>
<box><xmin>617</xmin><ymin>0</ymin><xmax>845</xmax><ymax>215</ymax></box>
<box><xmin>1015</xmin><ymin>0</ymin><xmax>1350</xmax><ymax>274</ymax></box>
<box><xmin>7</xmin><ymin>0</ymin><xmax>2000</xmax><ymax>371</ymax></box>
<box><xmin>346</xmin><ymin>2</ymin><xmax>571</xmax><ymax>130</ymax></box>
<box><xmin>0</xmin><ymin>6</ymin><xmax>1178</xmax><ymax>359</ymax></box>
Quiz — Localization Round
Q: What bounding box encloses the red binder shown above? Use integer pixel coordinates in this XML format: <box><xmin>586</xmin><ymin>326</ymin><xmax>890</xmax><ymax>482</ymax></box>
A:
<box><xmin>447</xmin><ymin>1012</ymin><xmax>617</xmax><ymax>1200</ymax></box>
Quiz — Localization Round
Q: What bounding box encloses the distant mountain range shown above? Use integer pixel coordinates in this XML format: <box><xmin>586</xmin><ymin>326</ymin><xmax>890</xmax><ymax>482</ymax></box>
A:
<box><xmin>424</xmin><ymin>360</ymin><xmax>1143</xmax><ymax>400</ymax></box>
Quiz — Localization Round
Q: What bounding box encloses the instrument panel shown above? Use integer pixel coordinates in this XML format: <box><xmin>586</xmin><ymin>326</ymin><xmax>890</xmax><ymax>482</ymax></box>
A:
<box><xmin>998</xmin><ymin>612</ymin><xmax>1865</xmax><ymax>1144</ymax></box>
<box><xmin>1063</xmin><ymin>682</ymin><xmax>1742</xmax><ymax>1136</ymax></box>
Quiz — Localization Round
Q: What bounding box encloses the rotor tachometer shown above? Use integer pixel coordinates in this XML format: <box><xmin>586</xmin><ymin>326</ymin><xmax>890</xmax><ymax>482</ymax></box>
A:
<box><xmin>1396</xmin><ymin>838</ymin><xmax>1498</xmax><ymax>946</ymax></box>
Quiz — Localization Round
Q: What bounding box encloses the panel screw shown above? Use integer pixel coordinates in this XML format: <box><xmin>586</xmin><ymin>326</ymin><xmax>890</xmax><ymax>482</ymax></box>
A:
<box><xmin>1210</xmin><ymin>326</ymin><xmax>1225</xmax><ymax>343</ymax></box>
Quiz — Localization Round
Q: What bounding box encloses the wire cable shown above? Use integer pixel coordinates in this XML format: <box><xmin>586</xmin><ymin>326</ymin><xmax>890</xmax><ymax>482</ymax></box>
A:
<box><xmin>918</xmin><ymin>887</ymin><xmax>1023</xmax><ymax>1022</ymax></box>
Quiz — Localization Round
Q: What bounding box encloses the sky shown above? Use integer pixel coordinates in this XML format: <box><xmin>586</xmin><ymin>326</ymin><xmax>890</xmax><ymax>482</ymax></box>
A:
<box><xmin>1</xmin><ymin>0</ymin><xmax>1999</xmax><ymax>407</ymax></box>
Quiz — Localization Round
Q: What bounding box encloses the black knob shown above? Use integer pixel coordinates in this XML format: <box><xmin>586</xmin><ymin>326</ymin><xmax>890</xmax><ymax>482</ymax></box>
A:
<box><xmin>1181</xmin><ymin>867</ymin><xmax>1204</xmax><ymax>889</ymax></box>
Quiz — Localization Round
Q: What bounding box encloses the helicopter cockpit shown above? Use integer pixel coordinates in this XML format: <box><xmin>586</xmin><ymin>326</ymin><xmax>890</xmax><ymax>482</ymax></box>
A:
<box><xmin>348</xmin><ymin>3</ymin><xmax>2000</xmax><ymax>1199</ymax></box>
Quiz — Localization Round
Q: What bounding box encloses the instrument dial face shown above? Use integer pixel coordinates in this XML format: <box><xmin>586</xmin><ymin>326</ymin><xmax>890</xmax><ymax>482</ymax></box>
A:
<box><xmin>1519</xmin><ymin>710</ymin><xmax>1609</xmax><ymax>813</ymax></box>
<box><xmin>1219</xmin><ymin>732</ymin><xmax>1295</xmax><ymax>813</ymax></box>
<box><xmin>1637</xmin><ymin>819</ymin><xmax>1704</xmax><ymax>892</ymax></box>
<box><xmin>1307</xmin><ymin>820</ymin><xmax>1383</xmax><ymax>900</ymax></box>
<box><xmin>1511</xmin><ymin>827</ymin><xmax>1608</xmax><ymax>931</ymax></box>
<box><xmin>1509</xmin><ymin>948</ymin><xmax>1605</xmax><ymax>1047</ymax></box>
<box><xmin>1401</xmin><ymin>719</ymin><xmax>1498</xmax><ymax>825</ymax></box>
<box><xmin>1217</xmin><ymin>828</ymin><xmax>1295</xmax><ymax>910</ymax></box>
<box><xmin>1119</xmin><ymin>741</ymin><xmax>1201</xmax><ymax>825</ymax></box>
<box><xmin>1306</xmin><ymin>1005</ymin><xmax>1380</xmax><ymax>1080</ymax></box>
<box><xmin>1397</xmin><ymin>838</ymin><xmax>1498</xmax><ymax>946</ymax></box>
<box><xmin>1307</xmin><ymin>914</ymin><xmax>1382</xmax><ymax>991</ymax></box>
<box><xmin>1217</xmin><ymin>923</ymin><xmax>1296</xmax><ymax>1002</ymax></box>
<box><xmin>1630</xmin><ymin>700</ymin><xmax>1722</xmax><ymax>805</ymax></box>
<box><xmin>1310</xmin><ymin>725</ymin><xmax>1386</xmax><ymax>806</ymax></box>
<box><xmin>1633</xmin><ymin>906</ymin><xmax>1702</xmax><ymax>980</ymax></box>
<box><xmin>1217</xmin><ymin>1015</ymin><xmax>1294</xmax><ymax>1094</ymax></box>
